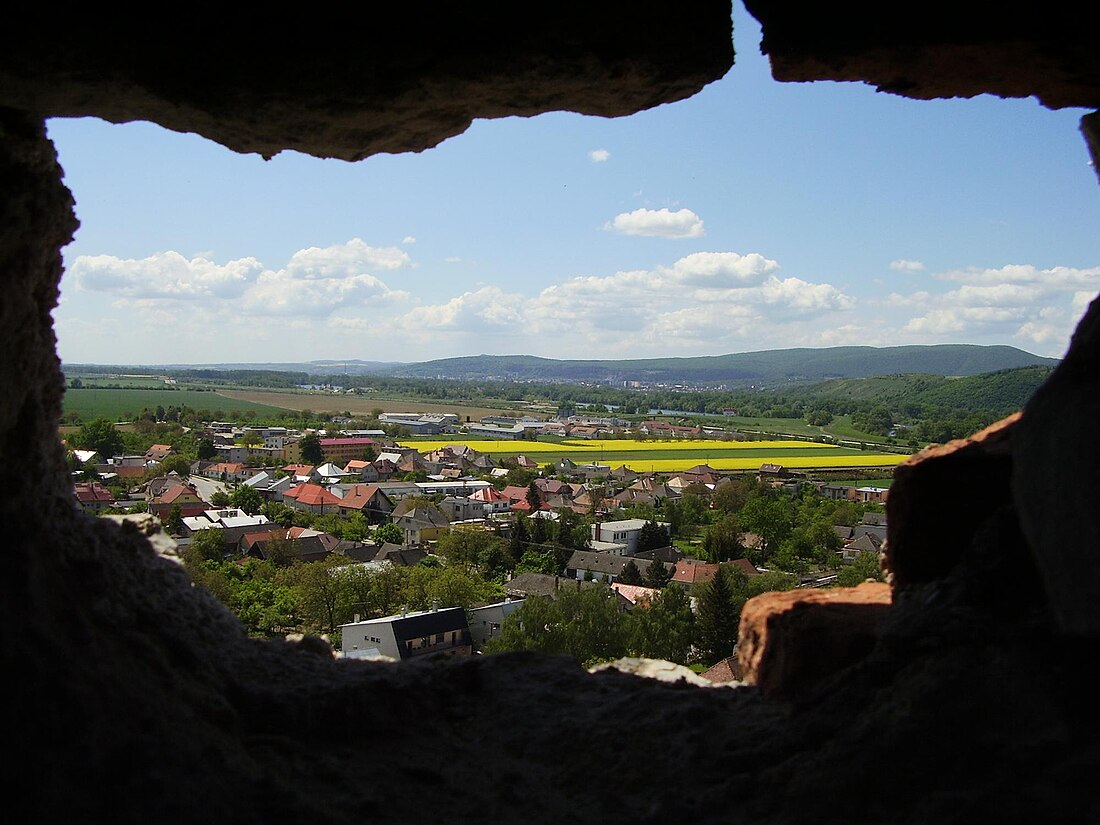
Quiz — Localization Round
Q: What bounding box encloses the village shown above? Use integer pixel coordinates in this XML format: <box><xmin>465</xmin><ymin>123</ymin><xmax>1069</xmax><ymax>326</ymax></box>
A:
<box><xmin>68</xmin><ymin>411</ymin><xmax>890</xmax><ymax>676</ymax></box>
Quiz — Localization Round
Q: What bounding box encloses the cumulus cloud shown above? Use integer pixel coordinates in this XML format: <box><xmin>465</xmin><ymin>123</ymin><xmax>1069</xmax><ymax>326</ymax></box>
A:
<box><xmin>402</xmin><ymin>236</ymin><xmax>416</xmax><ymax>245</ymax></box>
<box><xmin>890</xmin><ymin>259</ymin><xmax>925</xmax><ymax>272</ymax></box>
<box><xmin>401</xmin><ymin>287</ymin><xmax>524</xmax><ymax>330</ymax></box>
<box><xmin>72</xmin><ymin>251</ymin><xmax>263</xmax><ymax>299</ymax></box>
<box><xmin>605</xmin><ymin>207</ymin><xmax>705</xmax><ymax>239</ymax></box>
<box><xmin>588</xmin><ymin>149</ymin><xmax>610</xmax><ymax>163</ymax></box>
<box><xmin>889</xmin><ymin>262</ymin><xmax>1100</xmax><ymax>351</ymax></box>
<box><xmin>71</xmin><ymin>239</ymin><xmax>411</xmax><ymax>318</ymax></box>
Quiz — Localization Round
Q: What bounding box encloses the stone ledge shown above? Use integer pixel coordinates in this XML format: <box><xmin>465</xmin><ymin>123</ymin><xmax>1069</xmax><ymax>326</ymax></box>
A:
<box><xmin>737</xmin><ymin>582</ymin><xmax>892</xmax><ymax>701</ymax></box>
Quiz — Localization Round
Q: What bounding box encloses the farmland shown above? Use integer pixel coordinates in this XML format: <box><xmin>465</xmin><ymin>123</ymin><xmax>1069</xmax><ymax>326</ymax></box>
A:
<box><xmin>218</xmin><ymin>389</ymin><xmax>526</xmax><ymax>421</ymax></box>
<box><xmin>62</xmin><ymin>388</ymin><xmax>288</xmax><ymax>420</ymax></box>
<box><xmin>397</xmin><ymin>438</ymin><xmax>907</xmax><ymax>474</ymax></box>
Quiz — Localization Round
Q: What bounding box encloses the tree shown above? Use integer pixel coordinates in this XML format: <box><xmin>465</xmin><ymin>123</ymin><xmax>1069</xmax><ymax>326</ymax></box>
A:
<box><xmin>210</xmin><ymin>491</ymin><xmax>231</xmax><ymax>508</ymax></box>
<box><xmin>485</xmin><ymin>586</ymin><xmax>628</xmax><ymax>666</ymax></box>
<box><xmin>738</xmin><ymin>494</ymin><xmax>794</xmax><ymax>562</ymax></box>
<box><xmin>627</xmin><ymin>584</ymin><xmax>694</xmax><ymax>664</ymax></box>
<box><xmin>702</xmin><ymin>514</ymin><xmax>743</xmax><ymax>563</ymax></box>
<box><xmin>299</xmin><ymin>434</ymin><xmax>324</xmax><ymax>464</ymax></box>
<box><xmin>619</xmin><ymin>559</ymin><xmax>643</xmax><ymax>585</ymax></box>
<box><xmin>197</xmin><ymin>438</ymin><xmax>217</xmax><ymax>460</ymax></box>
<box><xmin>636</xmin><ymin>520</ymin><xmax>669</xmax><ymax>553</ymax></box>
<box><xmin>230</xmin><ymin>485</ymin><xmax>264</xmax><ymax>515</ymax></box>
<box><xmin>189</xmin><ymin>528</ymin><xmax>227</xmax><ymax>562</ymax></box>
<box><xmin>373</xmin><ymin>522</ymin><xmax>402</xmax><ymax>545</ymax></box>
<box><xmin>526</xmin><ymin>481</ymin><xmax>543</xmax><ymax>511</ymax></box>
<box><xmin>240</xmin><ymin>431</ymin><xmax>263</xmax><ymax>448</ymax></box>
<box><xmin>694</xmin><ymin>566</ymin><xmax>740</xmax><ymax>665</ymax></box>
<box><xmin>644</xmin><ymin>558</ymin><xmax>672</xmax><ymax>589</ymax></box>
<box><xmin>838</xmin><ymin>550</ymin><xmax>885</xmax><ymax>586</ymax></box>
<box><xmin>163</xmin><ymin>504</ymin><xmax>184</xmax><ymax>534</ymax></box>
<box><xmin>159</xmin><ymin>454</ymin><xmax>192</xmax><ymax>477</ymax></box>
<box><xmin>76</xmin><ymin>418</ymin><xmax>123</xmax><ymax>458</ymax></box>
<box><xmin>509</xmin><ymin>516</ymin><xmax>530</xmax><ymax>565</ymax></box>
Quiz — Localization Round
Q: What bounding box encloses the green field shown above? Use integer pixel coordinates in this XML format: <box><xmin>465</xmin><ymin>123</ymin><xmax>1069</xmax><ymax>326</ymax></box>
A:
<box><xmin>63</xmin><ymin>388</ymin><xmax>289</xmax><ymax>420</ymax></box>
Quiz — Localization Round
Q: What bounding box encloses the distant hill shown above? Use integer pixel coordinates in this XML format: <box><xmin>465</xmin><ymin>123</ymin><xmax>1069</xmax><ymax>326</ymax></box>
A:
<box><xmin>789</xmin><ymin>365</ymin><xmax>1056</xmax><ymax>417</ymax></box>
<box><xmin>65</xmin><ymin>345</ymin><xmax>1058</xmax><ymax>388</ymax></box>
<box><xmin>381</xmin><ymin>345</ymin><xmax>1058</xmax><ymax>386</ymax></box>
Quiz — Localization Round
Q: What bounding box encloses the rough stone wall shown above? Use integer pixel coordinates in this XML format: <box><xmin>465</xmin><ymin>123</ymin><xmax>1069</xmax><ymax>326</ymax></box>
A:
<box><xmin>3</xmin><ymin>3</ymin><xmax>1100</xmax><ymax>822</ymax></box>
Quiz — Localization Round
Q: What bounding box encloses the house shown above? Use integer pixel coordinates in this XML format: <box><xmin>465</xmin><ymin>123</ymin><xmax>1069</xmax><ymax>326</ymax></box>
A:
<box><xmin>469</xmin><ymin>486</ymin><xmax>513</xmax><ymax>516</ymax></box>
<box><xmin>281</xmin><ymin>483</ymin><xmax>343</xmax><ymax>515</ymax></box>
<box><xmin>839</xmin><ymin>533</ymin><xmax>882</xmax><ymax>563</ymax></box>
<box><xmin>73</xmin><ymin>481</ymin><xmax>115</xmax><ymax>513</ymax></box>
<box><xmin>313</xmin><ymin>462</ymin><xmax>350</xmax><ymax>484</ymax></box>
<box><xmin>334</xmin><ymin>484</ymin><xmax>393</xmax><ymax>523</ymax></box>
<box><xmin>240</xmin><ymin>527</ymin><xmax>342</xmax><ymax>563</ymax></box>
<box><xmin>343</xmin><ymin>460</ymin><xmax>380</xmax><ymax>482</ymax></box>
<box><xmin>565</xmin><ymin>550</ymin><xmax>675</xmax><ymax>583</ymax></box>
<box><xmin>609</xmin><ymin>582</ymin><xmax>659</xmax><ymax>608</ymax></box>
<box><xmin>318</xmin><ymin>437</ymin><xmax>377</xmax><ymax>464</ymax></box>
<box><xmin>394</xmin><ymin>507</ymin><xmax>450</xmax><ymax>546</ymax></box>
<box><xmin>340</xmin><ymin>607</ymin><xmax>472</xmax><ymax>661</ymax></box>
<box><xmin>144</xmin><ymin>444</ymin><xmax>174</xmax><ymax>461</ymax></box>
<box><xmin>150</xmin><ymin>483</ymin><xmax>207</xmax><ymax>520</ymax></box>
<box><xmin>184</xmin><ymin>508</ymin><xmax>273</xmax><ymax>546</ymax></box>
<box><xmin>670</xmin><ymin>560</ymin><xmax>720</xmax><ymax>592</ymax></box>
<box><xmin>503</xmin><ymin>572</ymin><xmax>603</xmax><ymax>600</ymax></box>
<box><xmin>590</xmin><ymin>519</ymin><xmax>671</xmax><ymax>555</ymax></box>
<box><xmin>466</xmin><ymin>599</ymin><xmax>524</xmax><ymax>649</ymax></box>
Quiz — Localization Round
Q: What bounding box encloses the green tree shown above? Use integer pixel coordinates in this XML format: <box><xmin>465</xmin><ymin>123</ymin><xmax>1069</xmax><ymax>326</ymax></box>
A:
<box><xmin>76</xmin><ymin>418</ymin><xmax>124</xmax><ymax>457</ymax></box>
<box><xmin>627</xmin><ymin>584</ymin><xmax>694</xmax><ymax>664</ymax></box>
<box><xmin>210</xmin><ymin>491</ymin><xmax>231</xmax><ymax>508</ymax></box>
<box><xmin>300</xmin><ymin>433</ymin><xmax>324</xmax><ymax>464</ymax></box>
<box><xmin>619</xmin><ymin>559</ymin><xmax>643</xmax><ymax>585</ymax></box>
<box><xmin>837</xmin><ymin>550</ymin><xmax>885</xmax><ymax>586</ymax></box>
<box><xmin>197</xmin><ymin>438</ymin><xmax>217</xmax><ymax>460</ymax></box>
<box><xmin>526</xmin><ymin>481</ymin><xmax>543</xmax><ymax>510</ymax></box>
<box><xmin>636</xmin><ymin>519</ymin><xmax>669</xmax><ymax>553</ymax></box>
<box><xmin>485</xmin><ymin>586</ymin><xmax>628</xmax><ymax>666</ymax></box>
<box><xmin>738</xmin><ymin>494</ymin><xmax>794</xmax><ymax>562</ymax></box>
<box><xmin>163</xmin><ymin>503</ymin><xmax>184</xmax><ymax>534</ymax></box>
<box><xmin>694</xmin><ymin>566</ymin><xmax>741</xmax><ymax>665</ymax></box>
<box><xmin>701</xmin><ymin>514</ymin><xmax>743</xmax><ymax>563</ymax></box>
<box><xmin>159</xmin><ymin>454</ymin><xmax>192</xmax><ymax>477</ymax></box>
<box><xmin>189</xmin><ymin>528</ymin><xmax>227</xmax><ymax>562</ymax></box>
<box><xmin>373</xmin><ymin>522</ymin><xmax>402</xmax><ymax>545</ymax></box>
<box><xmin>230</xmin><ymin>485</ymin><xmax>263</xmax><ymax>515</ymax></box>
<box><xmin>644</xmin><ymin>558</ymin><xmax>672</xmax><ymax>589</ymax></box>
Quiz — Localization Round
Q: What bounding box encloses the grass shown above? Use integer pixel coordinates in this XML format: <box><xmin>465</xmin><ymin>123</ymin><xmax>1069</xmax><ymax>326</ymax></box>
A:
<box><xmin>63</xmin><ymin>388</ymin><xmax>288</xmax><ymax>420</ymax></box>
<box><xmin>217</xmin><ymin>389</ymin><xmax>522</xmax><ymax>421</ymax></box>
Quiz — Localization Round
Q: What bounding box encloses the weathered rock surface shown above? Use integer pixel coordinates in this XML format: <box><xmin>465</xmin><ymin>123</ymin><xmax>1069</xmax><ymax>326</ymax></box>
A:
<box><xmin>737</xmin><ymin>582</ymin><xmax>892</xmax><ymax>701</ymax></box>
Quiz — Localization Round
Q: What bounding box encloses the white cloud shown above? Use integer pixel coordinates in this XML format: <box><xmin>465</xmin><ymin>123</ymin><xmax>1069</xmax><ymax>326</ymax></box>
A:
<box><xmin>72</xmin><ymin>251</ymin><xmax>263</xmax><ymax>299</ymax></box>
<box><xmin>445</xmin><ymin>256</ymin><xmax>462</xmax><ymax>264</ymax></box>
<box><xmin>890</xmin><ymin>259</ymin><xmax>925</xmax><ymax>272</ymax></box>
<box><xmin>605</xmin><ymin>207</ymin><xmax>705</xmax><ymax>239</ymax></box>
<box><xmin>401</xmin><ymin>287</ymin><xmax>524</xmax><ymax>330</ymax></box>
<box><xmin>71</xmin><ymin>239</ymin><xmax>412</xmax><ymax>319</ymax></box>
<box><xmin>402</xmin><ymin>236</ymin><xmax>417</xmax><ymax>245</ymax></box>
<box><xmin>588</xmin><ymin>149</ymin><xmax>611</xmax><ymax>163</ymax></box>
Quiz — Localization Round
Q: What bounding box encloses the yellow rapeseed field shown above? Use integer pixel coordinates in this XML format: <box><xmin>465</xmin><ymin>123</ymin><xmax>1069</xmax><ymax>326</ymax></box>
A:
<box><xmin>626</xmin><ymin>455</ymin><xmax>907</xmax><ymax>473</ymax></box>
<box><xmin>399</xmin><ymin>438</ymin><xmax>837</xmax><ymax>454</ymax></box>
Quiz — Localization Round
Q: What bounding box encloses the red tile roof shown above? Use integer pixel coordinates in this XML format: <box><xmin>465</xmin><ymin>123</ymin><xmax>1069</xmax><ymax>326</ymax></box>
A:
<box><xmin>283</xmin><ymin>483</ymin><xmax>342</xmax><ymax>507</ymax></box>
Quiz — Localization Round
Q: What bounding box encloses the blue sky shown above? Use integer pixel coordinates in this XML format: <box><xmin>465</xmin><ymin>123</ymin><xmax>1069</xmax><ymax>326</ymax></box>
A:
<box><xmin>49</xmin><ymin>5</ymin><xmax>1099</xmax><ymax>366</ymax></box>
